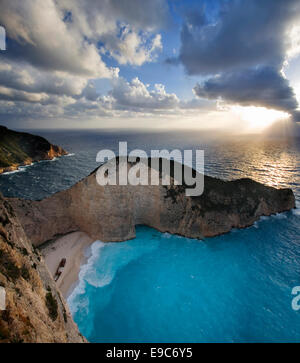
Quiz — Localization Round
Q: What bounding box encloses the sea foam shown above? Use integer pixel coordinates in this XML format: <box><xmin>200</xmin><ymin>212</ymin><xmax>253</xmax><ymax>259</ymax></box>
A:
<box><xmin>68</xmin><ymin>241</ymin><xmax>106</xmax><ymax>314</ymax></box>
<box><xmin>2</xmin><ymin>163</ymin><xmax>34</xmax><ymax>175</ymax></box>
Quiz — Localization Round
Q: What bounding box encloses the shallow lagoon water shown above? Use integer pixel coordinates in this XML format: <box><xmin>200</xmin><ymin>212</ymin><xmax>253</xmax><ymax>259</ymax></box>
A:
<box><xmin>68</xmin><ymin>217</ymin><xmax>300</xmax><ymax>343</ymax></box>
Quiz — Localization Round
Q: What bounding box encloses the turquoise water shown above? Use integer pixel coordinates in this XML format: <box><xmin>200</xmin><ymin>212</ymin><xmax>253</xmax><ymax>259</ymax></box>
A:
<box><xmin>1</xmin><ymin>130</ymin><xmax>299</xmax><ymax>342</ymax></box>
<box><xmin>68</xmin><ymin>215</ymin><xmax>300</xmax><ymax>343</ymax></box>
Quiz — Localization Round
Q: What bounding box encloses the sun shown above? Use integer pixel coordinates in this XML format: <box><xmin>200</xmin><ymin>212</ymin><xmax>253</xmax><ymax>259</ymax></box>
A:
<box><xmin>230</xmin><ymin>105</ymin><xmax>290</xmax><ymax>132</ymax></box>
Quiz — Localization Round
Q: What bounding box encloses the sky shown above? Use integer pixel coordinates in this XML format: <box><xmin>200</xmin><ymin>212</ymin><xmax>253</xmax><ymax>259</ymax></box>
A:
<box><xmin>0</xmin><ymin>0</ymin><xmax>300</xmax><ymax>132</ymax></box>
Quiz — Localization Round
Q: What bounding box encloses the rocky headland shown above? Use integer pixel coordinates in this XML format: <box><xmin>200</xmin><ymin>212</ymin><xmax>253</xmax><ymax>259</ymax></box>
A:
<box><xmin>0</xmin><ymin>126</ymin><xmax>67</xmax><ymax>174</ymax></box>
<box><xmin>8</xmin><ymin>159</ymin><xmax>296</xmax><ymax>246</ymax></box>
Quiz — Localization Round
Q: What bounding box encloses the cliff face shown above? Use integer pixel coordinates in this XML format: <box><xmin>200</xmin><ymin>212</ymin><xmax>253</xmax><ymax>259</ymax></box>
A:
<box><xmin>0</xmin><ymin>194</ymin><xmax>85</xmax><ymax>343</ymax></box>
<box><xmin>0</xmin><ymin>126</ymin><xmax>67</xmax><ymax>174</ymax></box>
<box><xmin>8</xmin><ymin>159</ymin><xmax>296</xmax><ymax>246</ymax></box>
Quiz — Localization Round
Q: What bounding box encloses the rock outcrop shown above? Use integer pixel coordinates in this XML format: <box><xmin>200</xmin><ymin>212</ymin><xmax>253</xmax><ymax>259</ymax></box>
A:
<box><xmin>8</xmin><ymin>159</ymin><xmax>296</xmax><ymax>246</ymax></box>
<box><xmin>0</xmin><ymin>125</ymin><xmax>67</xmax><ymax>174</ymax></box>
<box><xmin>0</xmin><ymin>194</ymin><xmax>86</xmax><ymax>343</ymax></box>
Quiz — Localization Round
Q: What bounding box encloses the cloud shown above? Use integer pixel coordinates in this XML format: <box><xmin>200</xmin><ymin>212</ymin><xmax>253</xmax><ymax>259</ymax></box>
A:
<box><xmin>108</xmin><ymin>0</ymin><xmax>169</xmax><ymax>30</ymax></box>
<box><xmin>0</xmin><ymin>0</ymin><xmax>167</xmax><ymax>76</ymax></box>
<box><xmin>101</xmin><ymin>29</ymin><xmax>162</xmax><ymax>66</ymax></box>
<box><xmin>59</xmin><ymin>0</ymin><xmax>169</xmax><ymax>35</ymax></box>
<box><xmin>0</xmin><ymin>60</ymin><xmax>89</xmax><ymax>98</ymax></box>
<box><xmin>70</xmin><ymin>77</ymin><xmax>216</xmax><ymax>118</ymax></box>
<box><xmin>292</xmin><ymin>110</ymin><xmax>300</xmax><ymax>122</ymax></box>
<box><xmin>108</xmin><ymin>77</ymin><xmax>180</xmax><ymax>111</ymax></box>
<box><xmin>0</xmin><ymin>0</ymin><xmax>117</xmax><ymax>78</ymax></box>
<box><xmin>65</xmin><ymin>76</ymin><xmax>182</xmax><ymax>115</ymax></box>
<box><xmin>59</xmin><ymin>0</ymin><xmax>166</xmax><ymax>66</ymax></box>
<box><xmin>0</xmin><ymin>86</ymin><xmax>49</xmax><ymax>103</ymax></box>
<box><xmin>0</xmin><ymin>0</ymin><xmax>174</xmax><ymax>124</ymax></box>
<box><xmin>178</xmin><ymin>0</ymin><xmax>300</xmax><ymax>76</ymax></box>
<box><xmin>174</xmin><ymin>0</ymin><xmax>300</xmax><ymax>116</ymax></box>
<box><xmin>0</xmin><ymin>73</ymin><xmax>218</xmax><ymax>125</ymax></box>
<box><xmin>3</xmin><ymin>0</ymin><xmax>298</xmax><ymax>127</ymax></box>
<box><xmin>194</xmin><ymin>66</ymin><xmax>299</xmax><ymax>113</ymax></box>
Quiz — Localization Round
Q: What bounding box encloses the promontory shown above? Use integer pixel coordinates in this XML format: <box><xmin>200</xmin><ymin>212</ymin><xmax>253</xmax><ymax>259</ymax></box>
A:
<box><xmin>0</xmin><ymin>125</ymin><xmax>67</xmax><ymax>174</ymax></box>
<box><xmin>8</xmin><ymin>158</ymin><xmax>296</xmax><ymax>246</ymax></box>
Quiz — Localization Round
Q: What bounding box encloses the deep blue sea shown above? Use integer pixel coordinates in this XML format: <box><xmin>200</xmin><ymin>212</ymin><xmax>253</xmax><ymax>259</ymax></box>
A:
<box><xmin>0</xmin><ymin>129</ymin><xmax>299</xmax><ymax>342</ymax></box>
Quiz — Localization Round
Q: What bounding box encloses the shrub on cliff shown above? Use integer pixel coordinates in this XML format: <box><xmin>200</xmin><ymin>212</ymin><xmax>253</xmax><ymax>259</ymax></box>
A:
<box><xmin>45</xmin><ymin>288</ymin><xmax>58</xmax><ymax>321</ymax></box>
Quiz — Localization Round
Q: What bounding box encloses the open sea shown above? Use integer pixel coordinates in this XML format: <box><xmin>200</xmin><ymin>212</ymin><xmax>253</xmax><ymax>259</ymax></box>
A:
<box><xmin>0</xmin><ymin>129</ymin><xmax>299</xmax><ymax>342</ymax></box>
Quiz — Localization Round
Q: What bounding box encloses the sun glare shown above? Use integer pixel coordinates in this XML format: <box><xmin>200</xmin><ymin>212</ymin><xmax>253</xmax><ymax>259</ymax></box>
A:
<box><xmin>230</xmin><ymin>105</ymin><xmax>290</xmax><ymax>132</ymax></box>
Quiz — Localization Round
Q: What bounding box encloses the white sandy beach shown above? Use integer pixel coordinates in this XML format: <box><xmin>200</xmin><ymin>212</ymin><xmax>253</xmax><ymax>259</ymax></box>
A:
<box><xmin>40</xmin><ymin>232</ymin><xmax>94</xmax><ymax>298</ymax></box>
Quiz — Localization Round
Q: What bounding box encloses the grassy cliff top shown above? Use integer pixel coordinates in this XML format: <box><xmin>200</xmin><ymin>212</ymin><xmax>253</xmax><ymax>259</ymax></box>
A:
<box><xmin>0</xmin><ymin>126</ymin><xmax>67</xmax><ymax>168</ymax></box>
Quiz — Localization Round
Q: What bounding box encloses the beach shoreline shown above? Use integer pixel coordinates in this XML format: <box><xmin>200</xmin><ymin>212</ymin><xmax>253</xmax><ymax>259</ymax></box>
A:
<box><xmin>39</xmin><ymin>231</ymin><xmax>94</xmax><ymax>298</ymax></box>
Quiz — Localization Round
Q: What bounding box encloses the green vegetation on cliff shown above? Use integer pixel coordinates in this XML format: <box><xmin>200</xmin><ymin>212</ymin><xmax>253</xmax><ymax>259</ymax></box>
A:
<box><xmin>0</xmin><ymin>125</ymin><xmax>67</xmax><ymax>172</ymax></box>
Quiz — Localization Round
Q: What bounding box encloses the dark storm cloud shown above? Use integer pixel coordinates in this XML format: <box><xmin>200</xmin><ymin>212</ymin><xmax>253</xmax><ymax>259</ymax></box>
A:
<box><xmin>194</xmin><ymin>67</ymin><xmax>299</xmax><ymax>113</ymax></box>
<box><xmin>292</xmin><ymin>110</ymin><xmax>300</xmax><ymax>122</ymax></box>
<box><xmin>179</xmin><ymin>0</ymin><xmax>300</xmax><ymax>75</ymax></box>
<box><xmin>176</xmin><ymin>0</ymin><xmax>300</xmax><ymax>115</ymax></box>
